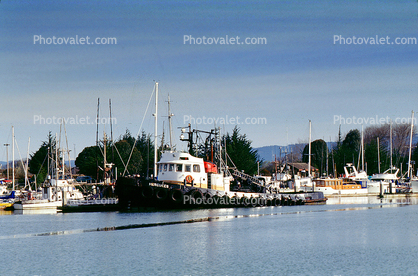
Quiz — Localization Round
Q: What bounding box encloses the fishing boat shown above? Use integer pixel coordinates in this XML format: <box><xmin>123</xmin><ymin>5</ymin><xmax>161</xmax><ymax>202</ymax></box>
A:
<box><xmin>115</xmin><ymin>83</ymin><xmax>326</xmax><ymax>209</ymax></box>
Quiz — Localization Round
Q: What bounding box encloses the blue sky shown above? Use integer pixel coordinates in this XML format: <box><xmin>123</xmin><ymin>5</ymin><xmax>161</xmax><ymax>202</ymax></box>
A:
<box><xmin>1</xmin><ymin>0</ymin><xmax>417</xmax><ymax>161</ymax></box>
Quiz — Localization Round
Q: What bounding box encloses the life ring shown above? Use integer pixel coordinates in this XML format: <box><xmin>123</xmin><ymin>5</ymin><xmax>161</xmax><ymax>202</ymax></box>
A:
<box><xmin>185</xmin><ymin>175</ymin><xmax>193</xmax><ymax>184</ymax></box>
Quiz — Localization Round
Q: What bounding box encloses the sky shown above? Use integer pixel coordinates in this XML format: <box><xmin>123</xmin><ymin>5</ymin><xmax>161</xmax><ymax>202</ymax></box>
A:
<box><xmin>1</xmin><ymin>0</ymin><xmax>418</xmax><ymax>162</ymax></box>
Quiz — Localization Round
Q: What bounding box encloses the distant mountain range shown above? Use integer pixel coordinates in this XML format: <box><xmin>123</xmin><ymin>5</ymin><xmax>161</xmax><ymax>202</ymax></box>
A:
<box><xmin>255</xmin><ymin>145</ymin><xmax>301</xmax><ymax>162</ymax></box>
<box><xmin>255</xmin><ymin>142</ymin><xmax>337</xmax><ymax>162</ymax></box>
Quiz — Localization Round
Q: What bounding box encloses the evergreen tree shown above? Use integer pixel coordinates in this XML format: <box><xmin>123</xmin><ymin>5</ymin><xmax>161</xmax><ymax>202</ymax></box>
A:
<box><xmin>29</xmin><ymin>132</ymin><xmax>56</xmax><ymax>185</ymax></box>
<box><xmin>302</xmin><ymin>139</ymin><xmax>328</xmax><ymax>176</ymax></box>
<box><xmin>75</xmin><ymin>146</ymin><xmax>101</xmax><ymax>179</ymax></box>
<box><xmin>223</xmin><ymin>126</ymin><xmax>260</xmax><ymax>175</ymax></box>
<box><xmin>75</xmin><ymin>129</ymin><xmax>153</xmax><ymax>179</ymax></box>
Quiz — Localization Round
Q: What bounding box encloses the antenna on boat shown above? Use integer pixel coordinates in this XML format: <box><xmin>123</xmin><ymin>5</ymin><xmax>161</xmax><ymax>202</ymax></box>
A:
<box><xmin>153</xmin><ymin>82</ymin><xmax>159</xmax><ymax>179</ymax></box>
<box><xmin>166</xmin><ymin>94</ymin><xmax>174</xmax><ymax>150</ymax></box>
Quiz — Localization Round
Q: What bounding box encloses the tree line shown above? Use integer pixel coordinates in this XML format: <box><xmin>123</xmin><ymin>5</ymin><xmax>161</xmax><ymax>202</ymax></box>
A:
<box><xmin>28</xmin><ymin>126</ymin><xmax>261</xmax><ymax>183</ymax></box>
<box><xmin>300</xmin><ymin>123</ymin><xmax>418</xmax><ymax>177</ymax></box>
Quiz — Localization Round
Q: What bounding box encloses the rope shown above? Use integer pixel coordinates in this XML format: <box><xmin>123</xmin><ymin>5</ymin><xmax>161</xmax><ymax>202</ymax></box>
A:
<box><xmin>123</xmin><ymin>85</ymin><xmax>155</xmax><ymax>176</ymax></box>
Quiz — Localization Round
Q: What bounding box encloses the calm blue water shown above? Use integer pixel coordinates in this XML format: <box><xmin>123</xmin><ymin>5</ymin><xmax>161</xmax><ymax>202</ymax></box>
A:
<box><xmin>1</xmin><ymin>199</ymin><xmax>418</xmax><ymax>276</ymax></box>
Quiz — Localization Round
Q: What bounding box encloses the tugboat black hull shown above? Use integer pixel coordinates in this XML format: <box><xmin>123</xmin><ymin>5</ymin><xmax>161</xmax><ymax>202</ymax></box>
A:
<box><xmin>115</xmin><ymin>176</ymin><xmax>327</xmax><ymax>210</ymax></box>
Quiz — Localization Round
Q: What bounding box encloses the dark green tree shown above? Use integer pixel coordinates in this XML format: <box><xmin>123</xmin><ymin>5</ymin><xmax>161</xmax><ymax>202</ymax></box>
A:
<box><xmin>113</xmin><ymin>139</ymin><xmax>142</xmax><ymax>176</ymax></box>
<box><xmin>364</xmin><ymin>138</ymin><xmax>389</xmax><ymax>175</ymax></box>
<box><xmin>333</xmin><ymin>129</ymin><xmax>361</xmax><ymax>175</ymax></box>
<box><xmin>302</xmin><ymin>139</ymin><xmax>328</xmax><ymax>176</ymax></box>
<box><xmin>75</xmin><ymin>129</ymin><xmax>154</xmax><ymax>179</ymax></box>
<box><xmin>29</xmin><ymin>132</ymin><xmax>56</xmax><ymax>185</ymax></box>
<box><xmin>223</xmin><ymin>126</ymin><xmax>260</xmax><ymax>175</ymax></box>
<box><xmin>75</xmin><ymin>146</ymin><xmax>101</xmax><ymax>179</ymax></box>
<box><xmin>134</xmin><ymin>131</ymin><xmax>154</xmax><ymax>177</ymax></box>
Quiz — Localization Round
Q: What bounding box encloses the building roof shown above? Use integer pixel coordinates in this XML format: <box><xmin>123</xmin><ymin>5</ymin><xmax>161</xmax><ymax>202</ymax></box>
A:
<box><xmin>288</xmin><ymin>162</ymin><xmax>318</xmax><ymax>172</ymax></box>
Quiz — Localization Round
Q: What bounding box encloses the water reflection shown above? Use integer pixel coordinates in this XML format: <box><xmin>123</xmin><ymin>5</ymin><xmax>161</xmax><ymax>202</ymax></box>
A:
<box><xmin>0</xmin><ymin>202</ymin><xmax>412</xmax><ymax>240</ymax></box>
<box><xmin>326</xmin><ymin>195</ymin><xmax>418</xmax><ymax>205</ymax></box>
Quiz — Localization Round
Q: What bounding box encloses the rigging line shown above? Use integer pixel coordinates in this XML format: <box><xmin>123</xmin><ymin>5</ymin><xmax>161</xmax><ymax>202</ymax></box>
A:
<box><xmin>113</xmin><ymin>144</ymin><xmax>130</xmax><ymax>176</ymax></box>
<box><xmin>35</xmin><ymin>153</ymin><xmax>48</xmax><ymax>181</ymax></box>
<box><xmin>63</xmin><ymin>121</ymin><xmax>73</xmax><ymax>179</ymax></box>
<box><xmin>123</xmin><ymin>85</ymin><xmax>155</xmax><ymax>176</ymax></box>
<box><xmin>14</xmin><ymin>139</ymin><xmax>28</xmax><ymax>188</ymax></box>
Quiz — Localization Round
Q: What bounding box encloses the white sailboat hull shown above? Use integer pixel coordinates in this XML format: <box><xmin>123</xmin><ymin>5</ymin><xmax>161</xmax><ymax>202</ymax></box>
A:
<box><xmin>411</xmin><ymin>180</ymin><xmax>418</xmax><ymax>193</ymax></box>
<box><xmin>13</xmin><ymin>200</ymin><xmax>62</xmax><ymax>210</ymax></box>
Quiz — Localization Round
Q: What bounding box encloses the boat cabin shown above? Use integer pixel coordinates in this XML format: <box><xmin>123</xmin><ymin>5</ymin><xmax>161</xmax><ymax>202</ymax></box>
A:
<box><xmin>157</xmin><ymin>151</ymin><xmax>230</xmax><ymax>191</ymax></box>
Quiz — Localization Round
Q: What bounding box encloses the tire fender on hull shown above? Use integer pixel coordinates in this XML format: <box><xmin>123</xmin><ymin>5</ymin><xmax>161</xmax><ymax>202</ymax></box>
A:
<box><xmin>169</xmin><ymin>189</ymin><xmax>184</xmax><ymax>204</ymax></box>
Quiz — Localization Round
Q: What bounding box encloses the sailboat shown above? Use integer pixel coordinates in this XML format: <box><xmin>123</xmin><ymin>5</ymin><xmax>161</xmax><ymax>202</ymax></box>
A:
<box><xmin>405</xmin><ymin>111</ymin><xmax>418</xmax><ymax>193</ymax></box>
<box><xmin>13</xmin><ymin>132</ymin><xmax>84</xmax><ymax>210</ymax></box>
<box><xmin>368</xmin><ymin>123</ymin><xmax>404</xmax><ymax>194</ymax></box>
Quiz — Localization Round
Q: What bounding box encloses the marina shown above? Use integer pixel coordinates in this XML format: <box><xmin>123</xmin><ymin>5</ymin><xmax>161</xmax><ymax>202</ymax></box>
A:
<box><xmin>2</xmin><ymin>0</ymin><xmax>418</xmax><ymax>275</ymax></box>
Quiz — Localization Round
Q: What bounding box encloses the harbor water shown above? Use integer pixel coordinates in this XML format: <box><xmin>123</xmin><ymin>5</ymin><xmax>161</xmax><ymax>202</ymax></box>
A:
<box><xmin>1</xmin><ymin>197</ymin><xmax>418</xmax><ymax>275</ymax></box>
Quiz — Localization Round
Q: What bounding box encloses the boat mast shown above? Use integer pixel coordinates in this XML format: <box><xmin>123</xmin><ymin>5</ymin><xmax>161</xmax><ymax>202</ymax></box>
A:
<box><xmin>308</xmin><ymin>120</ymin><xmax>311</xmax><ymax>177</ymax></box>
<box><xmin>55</xmin><ymin>133</ymin><xmax>59</xmax><ymax>201</ymax></box>
<box><xmin>390</xmin><ymin>119</ymin><xmax>393</xmax><ymax>170</ymax></box>
<box><xmin>109</xmin><ymin>99</ymin><xmax>114</xmax><ymax>180</ymax></box>
<box><xmin>361</xmin><ymin>125</ymin><xmax>364</xmax><ymax>172</ymax></box>
<box><xmin>25</xmin><ymin>137</ymin><xmax>30</xmax><ymax>190</ymax></box>
<box><xmin>407</xmin><ymin>111</ymin><xmax>414</xmax><ymax>178</ymax></box>
<box><xmin>12</xmin><ymin>126</ymin><xmax>15</xmax><ymax>191</ymax></box>
<box><xmin>96</xmin><ymin>98</ymin><xmax>100</xmax><ymax>183</ymax></box>
<box><xmin>153</xmin><ymin>82</ymin><xmax>159</xmax><ymax>179</ymax></box>
<box><xmin>167</xmin><ymin>94</ymin><xmax>174</xmax><ymax>150</ymax></box>
<box><xmin>103</xmin><ymin>132</ymin><xmax>107</xmax><ymax>184</ymax></box>
<box><xmin>377</xmin><ymin>137</ymin><xmax>380</xmax><ymax>174</ymax></box>
<box><xmin>4</xmin><ymin>143</ymin><xmax>9</xmax><ymax>181</ymax></box>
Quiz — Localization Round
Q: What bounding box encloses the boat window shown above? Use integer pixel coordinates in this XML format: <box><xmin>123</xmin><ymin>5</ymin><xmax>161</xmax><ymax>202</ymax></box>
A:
<box><xmin>176</xmin><ymin>164</ymin><xmax>183</xmax><ymax>172</ymax></box>
<box><xmin>185</xmin><ymin>165</ymin><xmax>191</xmax><ymax>172</ymax></box>
<box><xmin>193</xmin><ymin>165</ymin><xmax>200</xmax><ymax>173</ymax></box>
<box><xmin>164</xmin><ymin>164</ymin><xmax>167</xmax><ymax>171</ymax></box>
<box><xmin>169</xmin><ymin>164</ymin><xmax>174</xmax><ymax>171</ymax></box>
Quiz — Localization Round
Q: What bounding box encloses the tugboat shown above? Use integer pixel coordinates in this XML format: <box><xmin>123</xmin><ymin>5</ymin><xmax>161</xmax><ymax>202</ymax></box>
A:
<box><xmin>115</xmin><ymin>83</ymin><xmax>326</xmax><ymax>209</ymax></box>
<box><xmin>116</xmin><ymin>127</ymin><xmax>326</xmax><ymax>209</ymax></box>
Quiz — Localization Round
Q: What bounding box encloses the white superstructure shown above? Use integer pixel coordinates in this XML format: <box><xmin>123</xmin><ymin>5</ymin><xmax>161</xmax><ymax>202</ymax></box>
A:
<box><xmin>157</xmin><ymin>151</ymin><xmax>231</xmax><ymax>192</ymax></box>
